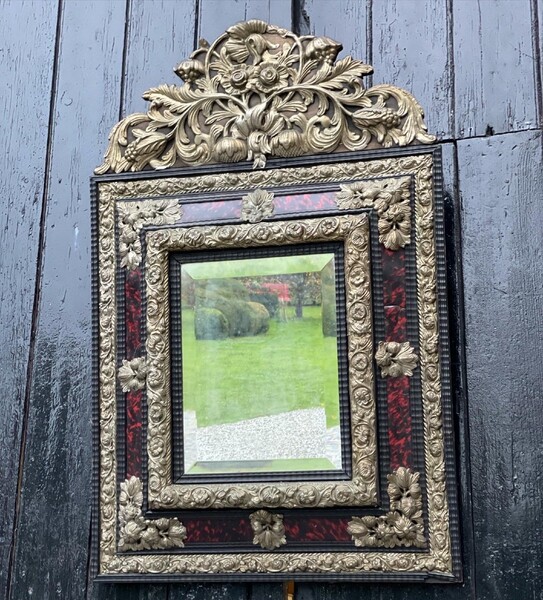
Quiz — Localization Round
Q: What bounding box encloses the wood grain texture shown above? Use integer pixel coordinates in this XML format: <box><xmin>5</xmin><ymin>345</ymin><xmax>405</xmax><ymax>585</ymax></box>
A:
<box><xmin>7</xmin><ymin>1</ymin><xmax>126</xmax><ymax>599</ymax></box>
<box><xmin>371</xmin><ymin>0</ymin><xmax>451</xmax><ymax>138</ymax></box>
<box><xmin>536</xmin><ymin>0</ymin><xmax>543</xmax><ymax>127</ymax></box>
<box><xmin>458</xmin><ymin>130</ymin><xmax>543</xmax><ymax>599</ymax></box>
<box><xmin>123</xmin><ymin>0</ymin><xmax>197</xmax><ymax>115</ymax></box>
<box><xmin>198</xmin><ymin>0</ymin><xmax>292</xmax><ymax>43</ymax></box>
<box><xmin>0</xmin><ymin>1</ymin><xmax>59</xmax><ymax>597</ymax></box>
<box><xmin>453</xmin><ymin>0</ymin><xmax>538</xmax><ymax>138</ymax></box>
<box><xmin>298</xmin><ymin>0</ymin><xmax>368</xmax><ymax>66</ymax></box>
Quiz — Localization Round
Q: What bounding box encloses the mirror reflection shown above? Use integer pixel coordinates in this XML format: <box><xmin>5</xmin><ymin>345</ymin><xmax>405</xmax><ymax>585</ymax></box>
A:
<box><xmin>180</xmin><ymin>252</ymin><xmax>343</xmax><ymax>475</ymax></box>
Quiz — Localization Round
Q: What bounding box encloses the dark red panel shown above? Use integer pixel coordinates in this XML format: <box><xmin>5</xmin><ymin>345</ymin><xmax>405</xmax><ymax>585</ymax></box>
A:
<box><xmin>382</xmin><ymin>248</ymin><xmax>406</xmax><ymax>307</ymax></box>
<box><xmin>387</xmin><ymin>377</ymin><xmax>412</xmax><ymax>470</ymax></box>
<box><xmin>125</xmin><ymin>268</ymin><xmax>143</xmax><ymax>478</ymax></box>
<box><xmin>381</xmin><ymin>248</ymin><xmax>411</xmax><ymax>469</ymax></box>
<box><xmin>285</xmin><ymin>517</ymin><xmax>351</xmax><ymax>542</ymax></box>
<box><xmin>183</xmin><ymin>515</ymin><xmax>351</xmax><ymax>544</ymax></box>
<box><xmin>182</xmin><ymin>200</ymin><xmax>241</xmax><ymax>223</ymax></box>
<box><xmin>184</xmin><ymin>517</ymin><xmax>252</xmax><ymax>543</ymax></box>
<box><xmin>384</xmin><ymin>306</ymin><xmax>407</xmax><ymax>341</ymax></box>
<box><xmin>125</xmin><ymin>269</ymin><xmax>142</xmax><ymax>358</ymax></box>
<box><xmin>126</xmin><ymin>390</ymin><xmax>143</xmax><ymax>478</ymax></box>
<box><xmin>274</xmin><ymin>192</ymin><xmax>336</xmax><ymax>214</ymax></box>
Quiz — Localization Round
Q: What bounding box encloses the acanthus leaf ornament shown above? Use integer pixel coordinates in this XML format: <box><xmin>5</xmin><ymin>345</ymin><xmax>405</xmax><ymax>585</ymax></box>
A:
<box><xmin>95</xmin><ymin>21</ymin><xmax>435</xmax><ymax>174</ymax></box>
<box><xmin>347</xmin><ymin>467</ymin><xmax>425</xmax><ymax>549</ymax></box>
<box><xmin>375</xmin><ymin>341</ymin><xmax>418</xmax><ymax>378</ymax></box>
<box><xmin>336</xmin><ymin>177</ymin><xmax>412</xmax><ymax>250</ymax></box>
<box><xmin>117</xmin><ymin>199</ymin><xmax>181</xmax><ymax>270</ymax></box>
<box><xmin>118</xmin><ymin>477</ymin><xmax>187</xmax><ymax>551</ymax></box>
<box><xmin>118</xmin><ymin>357</ymin><xmax>147</xmax><ymax>392</ymax></box>
<box><xmin>250</xmin><ymin>510</ymin><xmax>287</xmax><ymax>550</ymax></box>
<box><xmin>241</xmin><ymin>189</ymin><xmax>274</xmax><ymax>222</ymax></box>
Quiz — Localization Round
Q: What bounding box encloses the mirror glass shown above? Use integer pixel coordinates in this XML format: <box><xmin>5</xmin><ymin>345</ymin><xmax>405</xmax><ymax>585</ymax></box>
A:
<box><xmin>179</xmin><ymin>252</ymin><xmax>343</xmax><ymax>475</ymax></box>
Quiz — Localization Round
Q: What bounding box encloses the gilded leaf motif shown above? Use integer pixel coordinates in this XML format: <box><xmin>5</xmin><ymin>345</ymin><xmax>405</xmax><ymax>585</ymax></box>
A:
<box><xmin>250</xmin><ymin>510</ymin><xmax>287</xmax><ymax>550</ymax></box>
<box><xmin>95</xmin><ymin>21</ymin><xmax>435</xmax><ymax>174</ymax></box>
<box><xmin>375</xmin><ymin>341</ymin><xmax>418</xmax><ymax>378</ymax></box>
<box><xmin>347</xmin><ymin>467</ymin><xmax>425</xmax><ymax>549</ymax></box>
<box><xmin>118</xmin><ymin>477</ymin><xmax>187</xmax><ymax>551</ymax></box>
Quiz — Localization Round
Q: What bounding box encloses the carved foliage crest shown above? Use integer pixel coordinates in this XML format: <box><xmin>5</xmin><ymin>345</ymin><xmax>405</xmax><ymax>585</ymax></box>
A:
<box><xmin>96</xmin><ymin>20</ymin><xmax>435</xmax><ymax>174</ymax></box>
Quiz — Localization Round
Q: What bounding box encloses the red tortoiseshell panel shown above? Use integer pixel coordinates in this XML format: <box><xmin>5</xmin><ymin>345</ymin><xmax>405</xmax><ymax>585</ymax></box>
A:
<box><xmin>184</xmin><ymin>517</ymin><xmax>253</xmax><ymax>543</ymax></box>
<box><xmin>183</xmin><ymin>516</ymin><xmax>352</xmax><ymax>544</ymax></box>
<box><xmin>382</xmin><ymin>249</ymin><xmax>412</xmax><ymax>470</ymax></box>
<box><xmin>274</xmin><ymin>192</ymin><xmax>337</xmax><ymax>214</ymax></box>
<box><xmin>285</xmin><ymin>517</ymin><xmax>351</xmax><ymax>542</ymax></box>
<box><xmin>382</xmin><ymin>248</ymin><xmax>406</xmax><ymax>308</ymax></box>
<box><xmin>182</xmin><ymin>200</ymin><xmax>242</xmax><ymax>223</ymax></box>
<box><xmin>386</xmin><ymin>376</ymin><xmax>412</xmax><ymax>469</ymax></box>
<box><xmin>125</xmin><ymin>268</ymin><xmax>142</xmax><ymax>478</ymax></box>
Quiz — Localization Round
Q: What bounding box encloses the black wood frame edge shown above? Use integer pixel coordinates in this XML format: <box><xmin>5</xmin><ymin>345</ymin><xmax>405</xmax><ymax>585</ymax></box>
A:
<box><xmin>433</xmin><ymin>147</ymin><xmax>463</xmax><ymax>582</ymax></box>
<box><xmin>90</xmin><ymin>179</ymin><xmax>100</xmax><ymax>580</ymax></box>
<box><xmin>443</xmin><ymin>159</ymin><xmax>475</xmax><ymax>587</ymax></box>
<box><xmin>404</xmin><ymin>173</ymin><xmax>430</xmax><ymax>541</ymax></box>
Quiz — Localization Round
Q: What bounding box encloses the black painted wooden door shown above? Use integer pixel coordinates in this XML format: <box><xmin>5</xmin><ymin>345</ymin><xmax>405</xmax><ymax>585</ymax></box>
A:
<box><xmin>1</xmin><ymin>1</ymin><xmax>542</xmax><ymax>599</ymax></box>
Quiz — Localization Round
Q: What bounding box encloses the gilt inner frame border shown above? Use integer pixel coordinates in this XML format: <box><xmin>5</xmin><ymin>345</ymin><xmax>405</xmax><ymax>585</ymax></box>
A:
<box><xmin>93</xmin><ymin>147</ymin><xmax>461</xmax><ymax>581</ymax></box>
<box><xmin>145</xmin><ymin>214</ymin><xmax>374</xmax><ymax>509</ymax></box>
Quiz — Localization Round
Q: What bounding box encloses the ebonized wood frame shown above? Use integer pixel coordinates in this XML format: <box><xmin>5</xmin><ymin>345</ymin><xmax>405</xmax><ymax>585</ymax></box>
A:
<box><xmin>92</xmin><ymin>146</ymin><xmax>461</xmax><ymax>582</ymax></box>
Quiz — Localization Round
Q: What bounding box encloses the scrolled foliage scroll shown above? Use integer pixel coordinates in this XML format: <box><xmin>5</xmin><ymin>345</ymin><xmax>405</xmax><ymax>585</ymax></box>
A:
<box><xmin>96</xmin><ymin>20</ymin><xmax>435</xmax><ymax>174</ymax></box>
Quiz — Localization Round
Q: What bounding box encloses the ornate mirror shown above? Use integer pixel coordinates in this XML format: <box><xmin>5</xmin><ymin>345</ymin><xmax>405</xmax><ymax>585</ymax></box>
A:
<box><xmin>92</xmin><ymin>20</ymin><xmax>461</xmax><ymax>582</ymax></box>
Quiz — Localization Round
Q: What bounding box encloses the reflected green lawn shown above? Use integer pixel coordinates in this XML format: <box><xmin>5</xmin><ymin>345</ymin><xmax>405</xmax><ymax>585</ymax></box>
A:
<box><xmin>181</xmin><ymin>305</ymin><xmax>340</xmax><ymax>427</ymax></box>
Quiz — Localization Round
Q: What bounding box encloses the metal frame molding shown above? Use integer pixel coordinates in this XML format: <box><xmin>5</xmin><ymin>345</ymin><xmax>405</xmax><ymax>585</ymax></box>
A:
<box><xmin>92</xmin><ymin>20</ymin><xmax>461</xmax><ymax>583</ymax></box>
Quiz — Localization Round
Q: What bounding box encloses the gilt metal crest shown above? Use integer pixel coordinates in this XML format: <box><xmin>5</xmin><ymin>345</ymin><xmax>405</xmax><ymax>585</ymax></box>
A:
<box><xmin>96</xmin><ymin>20</ymin><xmax>434</xmax><ymax>174</ymax></box>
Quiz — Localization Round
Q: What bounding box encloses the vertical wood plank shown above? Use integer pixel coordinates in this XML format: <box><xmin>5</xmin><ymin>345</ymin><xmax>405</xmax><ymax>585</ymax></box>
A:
<box><xmin>123</xmin><ymin>0</ymin><xmax>198</xmax><ymax>115</ymax></box>
<box><xmin>298</xmin><ymin>0</ymin><xmax>368</xmax><ymax>63</ymax></box>
<box><xmin>371</xmin><ymin>0</ymin><xmax>451</xmax><ymax>138</ymax></box>
<box><xmin>198</xmin><ymin>0</ymin><xmax>292</xmax><ymax>43</ymax></box>
<box><xmin>536</xmin><ymin>0</ymin><xmax>543</xmax><ymax>127</ymax></box>
<box><xmin>453</xmin><ymin>0</ymin><xmax>538</xmax><ymax>138</ymax></box>
<box><xmin>458</xmin><ymin>130</ymin><xmax>543</xmax><ymax>599</ymax></box>
<box><xmin>0</xmin><ymin>1</ymin><xmax>59</xmax><ymax>597</ymax></box>
<box><xmin>8</xmin><ymin>1</ymin><xmax>126</xmax><ymax>599</ymax></box>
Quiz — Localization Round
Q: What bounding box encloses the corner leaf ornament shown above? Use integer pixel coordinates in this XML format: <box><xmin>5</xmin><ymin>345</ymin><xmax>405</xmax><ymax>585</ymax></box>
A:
<box><xmin>118</xmin><ymin>477</ymin><xmax>187</xmax><ymax>551</ymax></box>
<box><xmin>347</xmin><ymin>467</ymin><xmax>425</xmax><ymax>548</ymax></box>
<box><xmin>96</xmin><ymin>20</ymin><xmax>435</xmax><ymax>174</ymax></box>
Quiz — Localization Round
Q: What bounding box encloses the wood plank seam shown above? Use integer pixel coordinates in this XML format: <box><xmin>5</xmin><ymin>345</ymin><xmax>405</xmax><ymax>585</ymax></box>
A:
<box><xmin>5</xmin><ymin>1</ymin><xmax>64</xmax><ymax>598</ymax></box>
